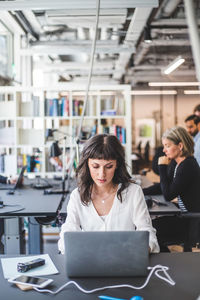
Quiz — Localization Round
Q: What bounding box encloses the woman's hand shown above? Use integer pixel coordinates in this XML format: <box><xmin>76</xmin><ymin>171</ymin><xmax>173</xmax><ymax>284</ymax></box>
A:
<box><xmin>10</xmin><ymin>177</ymin><xmax>18</xmax><ymax>184</ymax></box>
<box><xmin>158</xmin><ymin>156</ymin><xmax>170</xmax><ymax>165</ymax></box>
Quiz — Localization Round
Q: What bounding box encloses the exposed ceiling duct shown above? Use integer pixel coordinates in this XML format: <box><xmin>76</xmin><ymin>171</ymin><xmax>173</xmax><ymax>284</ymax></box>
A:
<box><xmin>0</xmin><ymin>0</ymin><xmax>199</xmax><ymax>87</ymax></box>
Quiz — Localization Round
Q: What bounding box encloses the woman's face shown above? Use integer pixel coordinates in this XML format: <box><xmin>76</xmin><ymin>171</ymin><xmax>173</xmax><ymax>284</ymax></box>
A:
<box><xmin>162</xmin><ymin>138</ymin><xmax>183</xmax><ymax>160</ymax></box>
<box><xmin>88</xmin><ymin>158</ymin><xmax>117</xmax><ymax>187</ymax></box>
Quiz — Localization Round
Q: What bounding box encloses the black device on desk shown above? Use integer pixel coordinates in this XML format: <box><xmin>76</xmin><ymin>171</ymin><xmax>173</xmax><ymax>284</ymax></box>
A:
<box><xmin>17</xmin><ymin>258</ymin><xmax>45</xmax><ymax>272</ymax></box>
<box><xmin>0</xmin><ymin>165</ymin><xmax>27</xmax><ymax>195</ymax></box>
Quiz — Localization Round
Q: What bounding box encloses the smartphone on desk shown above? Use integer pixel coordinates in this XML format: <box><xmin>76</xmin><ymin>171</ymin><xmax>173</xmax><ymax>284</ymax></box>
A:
<box><xmin>8</xmin><ymin>275</ymin><xmax>53</xmax><ymax>288</ymax></box>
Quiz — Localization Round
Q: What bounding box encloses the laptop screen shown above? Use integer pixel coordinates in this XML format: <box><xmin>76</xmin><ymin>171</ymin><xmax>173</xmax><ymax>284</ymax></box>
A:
<box><xmin>14</xmin><ymin>165</ymin><xmax>27</xmax><ymax>190</ymax></box>
<box><xmin>64</xmin><ymin>231</ymin><xmax>149</xmax><ymax>277</ymax></box>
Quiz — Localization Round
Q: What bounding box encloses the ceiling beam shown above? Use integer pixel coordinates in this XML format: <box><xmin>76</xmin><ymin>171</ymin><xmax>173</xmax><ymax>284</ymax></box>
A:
<box><xmin>125</xmin><ymin>69</ymin><xmax>196</xmax><ymax>83</ymax></box>
<box><xmin>131</xmin><ymin>69</ymin><xmax>196</xmax><ymax>77</ymax></box>
<box><xmin>46</xmin><ymin>15</ymin><xmax>127</xmax><ymax>27</ymax></box>
<box><xmin>57</xmin><ymin>69</ymin><xmax>113</xmax><ymax>76</ymax></box>
<box><xmin>34</xmin><ymin>61</ymin><xmax>115</xmax><ymax>71</ymax></box>
<box><xmin>22</xmin><ymin>10</ymin><xmax>43</xmax><ymax>34</ymax></box>
<box><xmin>0</xmin><ymin>0</ymin><xmax>159</xmax><ymax>10</ymax></box>
<box><xmin>151</xmin><ymin>19</ymin><xmax>200</xmax><ymax>27</ymax></box>
<box><xmin>20</xmin><ymin>44</ymin><xmax>135</xmax><ymax>55</ymax></box>
<box><xmin>134</xmin><ymin>39</ymin><xmax>191</xmax><ymax>66</ymax></box>
<box><xmin>113</xmin><ymin>7</ymin><xmax>153</xmax><ymax>80</ymax></box>
<box><xmin>45</xmin><ymin>9</ymin><xmax>127</xmax><ymax>16</ymax></box>
<box><xmin>184</xmin><ymin>0</ymin><xmax>200</xmax><ymax>83</ymax></box>
<box><xmin>30</xmin><ymin>40</ymin><xmax>119</xmax><ymax>47</ymax></box>
<box><xmin>0</xmin><ymin>11</ymin><xmax>25</xmax><ymax>34</ymax></box>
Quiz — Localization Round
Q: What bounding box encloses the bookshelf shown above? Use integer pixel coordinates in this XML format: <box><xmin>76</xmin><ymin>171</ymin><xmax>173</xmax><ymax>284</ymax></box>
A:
<box><xmin>0</xmin><ymin>84</ymin><xmax>131</xmax><ymax>177</ymax></box>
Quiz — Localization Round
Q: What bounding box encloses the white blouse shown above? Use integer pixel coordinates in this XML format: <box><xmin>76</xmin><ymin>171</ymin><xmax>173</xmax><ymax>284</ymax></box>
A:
<box><xmin>58</xmin><ymin>183</ymin><xmax>160</xmax><ymax>254</ymax></box>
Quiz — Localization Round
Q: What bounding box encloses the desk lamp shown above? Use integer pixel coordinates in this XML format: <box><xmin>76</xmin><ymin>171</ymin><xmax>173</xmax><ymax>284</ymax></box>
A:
<box><xmin>45</xmin><ymin>130</ymin><xmax>79</xmax><ymax>195</ymax></box>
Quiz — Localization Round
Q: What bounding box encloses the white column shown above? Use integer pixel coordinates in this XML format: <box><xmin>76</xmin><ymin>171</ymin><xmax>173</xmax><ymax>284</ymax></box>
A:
<box><xmin>184</xmin><ymin>0</ymin><xmax>200</xmax><ymax>83</ymax></box>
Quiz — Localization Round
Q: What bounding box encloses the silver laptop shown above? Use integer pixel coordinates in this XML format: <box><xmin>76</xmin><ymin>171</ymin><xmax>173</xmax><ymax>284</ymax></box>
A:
<box><xmin>64</xmin><ymin>231</ymin><xmax>149</xmax><ymax>277</ymax></box>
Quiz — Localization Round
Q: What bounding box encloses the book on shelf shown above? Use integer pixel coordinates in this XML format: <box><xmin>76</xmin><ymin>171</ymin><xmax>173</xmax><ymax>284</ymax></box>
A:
<box><xmin>95</xmin><ymin>124</ymin><xmax>126</xmax><ymax>144</ymax></box>
<box><xmin>61</xmin><ymin>96</ymin><xmax>69</xmax><ymax>117</ymax></box>
<box><xmin>52</xmin><ymin>98</ymin><xmax>58</xmax><ymax>116</ymax></box>
<box><xmin>45</xmin><ymin>97</ymin><xmax>70</xmax><ymax>117</ymax></box>
<box><xmin>100</xmin><ymin>95</ymin><xmax>124</xmax><ymax>115</ymax></box>
<box><xmin>18</xmin><ymin>154</ymin><xmax>42</xmax><ymax>173</ymax></box>
<box><xmin>0</xmin><ymin>154</ymin><xmax>5</xmax><ymax>173</ymax></box>
<box><xmin>72</xmin><ymin>99</ymin><xmax>84</xmax><ymax>116</ymax></box>
<box><xmin>101</xmin><ymin>109</ymin><xmax>116</xmax><ymax>116</ymax></box>
<box><xmin>91</xmin><ymin>124</ymin><xmax>97</xmax><ymax>136</ymax></box>
<box><xmin>32</xmin><ymin>96</ymin><xmax>40</xmax><ymax>117</ymax></box>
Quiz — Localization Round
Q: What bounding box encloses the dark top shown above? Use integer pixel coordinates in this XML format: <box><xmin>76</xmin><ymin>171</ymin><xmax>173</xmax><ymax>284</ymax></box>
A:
<box><xmin>152</xmin><ymin>146</ymin><xmax>165</xmax><ymax>175</ymax></box>
<box><xmin>143</xmin><ymin>156</ymin><xmax>200</xmax><ymax>212</ymax></box>
<box><xmin>0</xmin><ymin>175</ymin><xmax>7</xmax><ymax>184</ymax></box>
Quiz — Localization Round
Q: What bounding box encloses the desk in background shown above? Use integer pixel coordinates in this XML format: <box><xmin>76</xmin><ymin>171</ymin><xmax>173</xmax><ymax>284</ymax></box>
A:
<box><xmin>0</xmin><ymin>252</ymin><xmax>200</xmax><ymax>300</ymax></box>
<box><xmin>0</xmin><ymin>179</ymin><xmax>65</xmax><ymax>254</ymax></box>
<box><xmin>134</xmin><ymin>175</ymin><xmax>181</xmax><ymax>216</ymax></box>
<box><xmin>60</xmin><ymin>175</ymin><xmax>181</xmax><ymax>219</ymax></box>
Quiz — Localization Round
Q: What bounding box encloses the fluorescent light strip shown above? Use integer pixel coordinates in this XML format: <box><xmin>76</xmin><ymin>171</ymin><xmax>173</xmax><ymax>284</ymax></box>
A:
<box><xmin>149</xmin><ymin>82</ymin><xmax>200</xmax><ymax>87</ymax></box>
<box><xmin>71</xmin><ymin>91</ymin><xmax>117</xmax><ymax>96</ymax></box>
<box><xmin>184</xmin><ymin>90</ymin><xmax>200</xmax><ymax>95</ymax></box>
<box><xmin>130</xmin><ymin>90</ymin><xmax>177</xmax><ymax>95</ymax></box>
<box><xmin>148</xmin><ymin>81</ymin><xmax>200</xmax><ymax>86</ymax></box>
<box><xmin>163</xmin><ymin>56</ymin><xmax>185</xmax><ymax>75</ymax></box>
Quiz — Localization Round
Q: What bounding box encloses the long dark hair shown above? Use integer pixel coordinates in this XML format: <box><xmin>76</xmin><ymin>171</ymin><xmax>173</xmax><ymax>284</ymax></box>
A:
<box><xmin>76</xmin><ymin>134</ymin><xmax>133</xmax><ymax>205</ymax></box>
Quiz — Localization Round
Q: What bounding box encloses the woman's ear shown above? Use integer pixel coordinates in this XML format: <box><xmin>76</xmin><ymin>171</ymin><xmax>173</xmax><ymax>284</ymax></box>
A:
<box><xmin>179</xmin><ymin>142</ymin><xmax>183</xmax><ymax>151</ymax></box>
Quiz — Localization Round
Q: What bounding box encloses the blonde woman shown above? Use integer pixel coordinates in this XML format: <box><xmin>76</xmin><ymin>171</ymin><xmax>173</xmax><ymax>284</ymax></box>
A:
<box><xmin>143</xmin><ymin>126</ymin><xmax>200</xmax><ymax>251</ymax></box>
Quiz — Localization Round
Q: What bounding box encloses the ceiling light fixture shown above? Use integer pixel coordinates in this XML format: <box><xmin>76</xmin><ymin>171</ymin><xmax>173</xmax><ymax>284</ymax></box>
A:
<box><xmin>163</xmin><ymin>56</ymin><xmax>185</xmax><ymax>75</ymax></box>
<box><xmin>184</xmin><ymin>90</ymin><xmax>200</xmax><ymax>95</ymax></box>
<box><xmin>149</xmin><ymin>81</ymin><xmax>200</xmax><ymax>87</ymax></box>
<box><xmin>130</xmin><ymin>90</ymin><xmax>177</xmax><ymax>95</ymax></box>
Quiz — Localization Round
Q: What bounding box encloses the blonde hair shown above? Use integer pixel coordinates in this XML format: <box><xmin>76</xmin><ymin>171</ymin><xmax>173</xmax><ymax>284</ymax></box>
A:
<box><xmin>162</xmin><ymin>126</ymin><xmax>194</xmax><ymax>157</ymax></box>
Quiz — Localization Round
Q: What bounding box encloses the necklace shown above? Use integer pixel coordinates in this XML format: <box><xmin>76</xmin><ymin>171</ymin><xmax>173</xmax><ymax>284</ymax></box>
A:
<box><xmin>92</xmin><ymin>186</ymin><xmax>117</xmax><ymax>204</ymax></box>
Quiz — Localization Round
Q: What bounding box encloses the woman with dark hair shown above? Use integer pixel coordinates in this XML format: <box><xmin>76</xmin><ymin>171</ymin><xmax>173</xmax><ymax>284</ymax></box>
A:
<box><xmin>58</xmin><ymin>134</ymin><xmax>159</xmax><ymax>254</ymax></box>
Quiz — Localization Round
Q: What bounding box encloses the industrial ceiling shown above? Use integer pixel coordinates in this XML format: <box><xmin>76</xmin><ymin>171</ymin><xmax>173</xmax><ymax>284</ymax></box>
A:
<box><xmin>0</xmin><ymin>0</ymin><xmax>199</xmax><ymax>87</ymax></box>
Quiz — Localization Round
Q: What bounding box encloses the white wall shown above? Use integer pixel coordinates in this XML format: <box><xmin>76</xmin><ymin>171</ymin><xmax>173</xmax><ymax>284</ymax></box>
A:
<box><xmin>132</xmin><ymin>93</ymin><xmax>200</xmax><ymax>151</ymax></box>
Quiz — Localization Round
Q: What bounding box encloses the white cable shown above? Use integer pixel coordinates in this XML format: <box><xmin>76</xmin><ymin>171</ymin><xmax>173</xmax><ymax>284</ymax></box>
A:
<box><xmin>33</xmin><ymin>265</ymin><xmax>175</xmax><ymax>295</ymax></box>
<box><xmin>76</xmin><ymin>0</ymin><xmax>101</xmax><ymax>139</ymax></box>
<box><xmin>62</xmin><ymin>0</ymin><xmax>100</xmax><ymax>180</ymax></box>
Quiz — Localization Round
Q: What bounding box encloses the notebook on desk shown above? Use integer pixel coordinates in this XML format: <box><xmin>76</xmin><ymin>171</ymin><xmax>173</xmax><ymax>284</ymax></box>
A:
<box><xmin>0</xmin><ymin>165</ymin><xmax>27</xmax><ymax>191</ymax></box>
<box><xmin>64</xmin><ymin>231</ymin><xmax>149</xmax><ymax>277</ymax></box>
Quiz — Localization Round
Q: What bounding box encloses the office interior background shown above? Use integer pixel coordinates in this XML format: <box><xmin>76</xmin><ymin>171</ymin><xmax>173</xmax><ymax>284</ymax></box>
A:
<box><xmin>0</xmin><ymin>0</ymin><xmax>200</xmax><ymax>247</ymax></box>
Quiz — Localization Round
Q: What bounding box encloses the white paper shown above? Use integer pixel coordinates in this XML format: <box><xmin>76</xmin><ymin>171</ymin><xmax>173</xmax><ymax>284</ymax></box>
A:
<box><xmin>1</xmin><ymin>254</ymin><xmax>59</xmax><ymax>279</ymax></box>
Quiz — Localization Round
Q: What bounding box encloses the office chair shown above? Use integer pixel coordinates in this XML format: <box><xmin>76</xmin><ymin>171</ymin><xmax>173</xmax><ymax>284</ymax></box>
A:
<box><xmin>180</xmin><ymin>213</ymin><xmax>200</xmax><ymax>251</ymax></box>
<box><xmin>161</xmin><ymin>213</ymin><xmax>200</xmax><ymax>252</ymax></box>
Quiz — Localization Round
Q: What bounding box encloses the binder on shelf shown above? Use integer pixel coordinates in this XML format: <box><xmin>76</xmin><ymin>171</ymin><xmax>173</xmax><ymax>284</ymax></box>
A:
<box><xmin>0</xmin><ymin>154</ymin><xmax>5</xmax><ymax>172</ymax></box>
